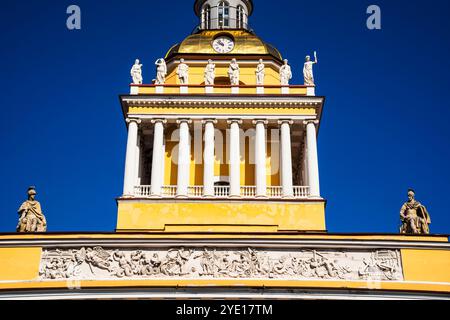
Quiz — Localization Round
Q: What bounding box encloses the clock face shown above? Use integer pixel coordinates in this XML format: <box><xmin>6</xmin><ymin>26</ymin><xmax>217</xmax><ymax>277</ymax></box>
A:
<box><xmin>212</xmin><ymin>36</ymin><xmax>235</xmax><ymax>53</ymax></box>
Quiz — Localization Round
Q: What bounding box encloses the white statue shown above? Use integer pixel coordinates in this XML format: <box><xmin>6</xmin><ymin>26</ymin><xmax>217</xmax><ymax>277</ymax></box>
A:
<box><xmin>228</xmin><ymin>59</ymin><xmax>240</xmax><ymax>86</ymax></box>
<box><xmin>155</xmin><ymin>58</ymin><xmax>167</xmax><ymax>85</ymax></box>
<box><xmin>176</xmin><ymin>58</ymin><xmax>189</xmax><ymax>85</ymax></box>
<box><xmin>204</xmin><ymin>59</ymin><xmax>216</xmax><ymax>85</ymax></box>
<box><xmin>255</xmin><ymin>59</ymin><xmax>265</xmax><ymax>85</ymax></box>
<box><xmin>130</xmin><ymin>59</ymin><xmax>143</xmax><ymax>84</ymax></box>
<box><xmin>303</xmin><ymin>51</ymin><xmax>318</xmax><ymax>85</ymax></box>
<box><xmin>280</xmin><ymin>59</ymin><xmax>292</xmax><ymax>85</ymax></box>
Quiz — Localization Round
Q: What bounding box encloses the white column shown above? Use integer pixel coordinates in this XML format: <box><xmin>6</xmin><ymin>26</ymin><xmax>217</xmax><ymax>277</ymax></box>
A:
<box><xmin>279</xmin><ymin>120</ymin><xmax>294</xmax><ymax>198</ymax></box>
<box><xmin>150</xmin><ymin>119</ymin><xmax>166</xmax><ymax>196</ymax></box>
<box><xmin>304</xmin><ymin>120</ymin><xmax>321</xmax><ymax>198</ymax></box>
<box><xmin>254</xmin><ymin>120</ymin><xmax>268</xmax><ymax>197</ymax></box>
<box><xmin>228</xmin><ymin>119</ymin><xmax>242</xmax><ymax>197</ymax></box>
<box><xmin>203</xmin><ymin>119</ymin><xmax>217</xmax><ymax>197</ymax></box>
<box><xmin>136</xmin><ymin>136</ymin><xmax>142</xmax><ymax>186</ymax></box>
<box><xmin>176</xmin><ymin>119</ymin><xmax>191</xmax><ymax>197</ymax></box>
<box><xmin>123</xmin><ymin>118</ymin><xmax>141</xmax><ymax>196</ymax></box>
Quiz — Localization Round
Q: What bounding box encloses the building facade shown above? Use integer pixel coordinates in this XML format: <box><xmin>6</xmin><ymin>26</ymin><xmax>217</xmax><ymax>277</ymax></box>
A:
<box><xmin>118</xmin><ymin>0</ymin><xmax>324</xmax><ymax>233</ymax></box>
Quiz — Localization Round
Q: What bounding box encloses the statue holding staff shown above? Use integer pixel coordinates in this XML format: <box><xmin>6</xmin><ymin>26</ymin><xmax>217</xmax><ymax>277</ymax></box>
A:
<box><xmin>303</xmin><ymin>51</ymin><xmax>318</xmax><ymax>85</ymax></box>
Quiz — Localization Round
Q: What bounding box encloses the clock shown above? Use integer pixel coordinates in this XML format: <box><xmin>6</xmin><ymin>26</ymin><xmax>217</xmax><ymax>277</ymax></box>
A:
<box><xmin>212</xmin><ymin>36</ymin><xmax>235</xmax><ymax>53</ymax></box>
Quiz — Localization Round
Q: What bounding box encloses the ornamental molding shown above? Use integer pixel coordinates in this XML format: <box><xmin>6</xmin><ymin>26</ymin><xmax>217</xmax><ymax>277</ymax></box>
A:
<box><xmin>122</xmin><ymin>97</ymin><xmax>323</xmax><ymax>109</ymax></box>
<box><xmin>38</xmin><ymin>246</ymin><xmax>403</xmax><ymax>282</ymax></box>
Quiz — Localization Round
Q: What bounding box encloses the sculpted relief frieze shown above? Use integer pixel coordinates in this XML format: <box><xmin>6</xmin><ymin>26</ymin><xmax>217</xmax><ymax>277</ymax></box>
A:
<box><xmin>38</xmin><ymin>247</ymin><xmax>403</xmax><ymax>282</ymax></box>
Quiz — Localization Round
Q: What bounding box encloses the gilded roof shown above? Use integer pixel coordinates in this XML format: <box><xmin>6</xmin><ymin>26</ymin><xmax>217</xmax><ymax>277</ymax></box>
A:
<box><xmin>165</xmin><ymin>30</ymin><xmax>283</xmax><ymax>62</ymax></box>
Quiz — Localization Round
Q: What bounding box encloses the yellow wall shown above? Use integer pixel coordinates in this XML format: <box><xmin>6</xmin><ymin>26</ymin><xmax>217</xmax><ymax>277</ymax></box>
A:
<box><xmin>165</xmin><ymin>64</ymin><xmax>282</xmax><ymax>86</ymax></box>
<box><xmin>116</xmin><ymin>201</ymin><xmax>326</xmax><ymax>232</ymax></box>
<box><xmin>0</xmin><ymin>247</ymin><xmax>41</xmax><ymax>281</ymax></box>
<box><xmin>164</xmin><ymin>126</ymin><xmax>178</xmax><ymax>185</ymax></box>
<box><xmin>135</xmin><ymin>86</ymin><xmax>308</xmax><ymax>95</ymax></box>
<box><xmin>162</xmin><ymin>127</ymin><xmax>281</xmax><ymax>186</ymax></box>
<box><xmin>402</xmin><ymin>249</ymin><xmax>450</xmax><ymax>283</ymax></box>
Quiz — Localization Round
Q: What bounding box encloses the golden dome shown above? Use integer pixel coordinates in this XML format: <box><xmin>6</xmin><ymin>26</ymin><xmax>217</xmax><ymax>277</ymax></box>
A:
<box><xmin>165</xmin><ymin>30</ymin><xmax>282</xmax><ymax>62</ymax></box>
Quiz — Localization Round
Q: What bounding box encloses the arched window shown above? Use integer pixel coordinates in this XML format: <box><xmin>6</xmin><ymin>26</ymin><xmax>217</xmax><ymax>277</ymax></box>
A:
<box><xmin>202</xmin><ymin>5</ymin><xmax>211</xmax><ymax>29</ymax></box>
<box><xmin>218</xmin><ymin>1</ymin><xmax>230</xmax><ymax>28</ymax></box>
<box><xmin>236</xmin><ymin>5</ymin><xmax>245</xmax><ymax>28</ymax></box>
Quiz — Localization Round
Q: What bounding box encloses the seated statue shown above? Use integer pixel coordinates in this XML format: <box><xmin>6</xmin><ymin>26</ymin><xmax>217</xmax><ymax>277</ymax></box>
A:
<box><xmin>17</xmin><ymin>186</ymin><xmax>47</xmax><ymax>233</ymax></box>
<box><xmin>400</xmin><ymin>189</ymin><xmax>431</xmax><ymax>234</ymax></box>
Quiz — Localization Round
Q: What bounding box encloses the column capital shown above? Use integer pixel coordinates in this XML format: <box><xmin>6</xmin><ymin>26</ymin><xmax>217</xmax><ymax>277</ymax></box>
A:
<box><xmin>176</xmin><ymin>119</ymin><xmax>193</xmax><ymax>125</ymax></box>
<box><xmin>201</xmin><ymin>119</ymin><xmax>218</xmax><ymax>125</ymax></box>
<box><xmin>303</xmin><ymin>120</ymin><xmax>319</xmax><ymax>126</ymax></box>
<box><xmin>126</xmin><ymin>118</ymin><xmax>142</xmax><ymax>125</ymax></box>
<box><xmin>278</xmin><ymin>119</ymin><xmax>294</xmax><ymax>126</ymax></box>
<box><xmin>151</xmin><ymin>118</ymin><xmax>167</xmax><ymax>124</ymax></box>
<box><xmin>227</xmin><ymin>119</ymin><xmax>243</xmax><ymax>125</ymax></box>
<box><xmin>252</xmin><ymin>119</ymin><xmax>269</xmax><ymax>125</ymax></box>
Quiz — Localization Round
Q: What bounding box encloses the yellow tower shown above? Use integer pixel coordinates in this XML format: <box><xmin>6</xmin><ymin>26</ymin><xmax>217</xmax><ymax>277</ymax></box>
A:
<box><xmin>0</xmin><ymin>0</ymin><xmax>449</xmax><ymax>300</ymax></box>
<box><xmin>117</xmin><ymin>0</ymin><xmax>326</xmax><ymax>233</ymax></box>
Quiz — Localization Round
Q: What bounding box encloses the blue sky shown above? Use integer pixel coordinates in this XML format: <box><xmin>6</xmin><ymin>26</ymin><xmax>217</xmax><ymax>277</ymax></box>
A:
<box><xmin>0</xmin><ymin>0</ymin><xmax>449</xmax><ymax>234</ymax></box>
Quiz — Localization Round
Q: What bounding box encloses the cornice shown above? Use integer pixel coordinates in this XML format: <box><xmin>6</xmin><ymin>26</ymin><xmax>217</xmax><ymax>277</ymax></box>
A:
<box><xmin>121</xmin><ymin>96</ymin><xmax>324</xmax><ymax>109</ymax></box>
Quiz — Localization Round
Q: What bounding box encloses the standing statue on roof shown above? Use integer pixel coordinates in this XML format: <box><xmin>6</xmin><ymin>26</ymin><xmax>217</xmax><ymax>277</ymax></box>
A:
<box><xmin>204</xmin><ymin>59</ymin><xmax>216</xmax><ymax>85</ymax></box>
<box><xmin>228</xmin><ymin>59</ymin><xmax>240</xmax><ymax>86</ymax></box>
<box><xmin>130</xmin><ymin>59</ymin><xmax>143</xmax><ymax>85</ymax></box>
<box><xmin>177</xmin><ymin>58</ymin><xmax>189</xmax><ymax>85</ymax></box>
<box><xmin>303</xmin><ymin>51</ymin><xmax>318</xmax><ymax>85</ymax></box>
<box><xmin>255</xmin><ymin>59</ymin><xmax>265</xmax><ymax>85</ymax></box>
<box><xmin>280</xmin><ymin>59</ymin><xmax>292</xmax><ymax>85</ymax></box>
<box><xmin>155</xmin><ymin>58</ymin><xmax>167</xmax><ymax>85</ymax></box>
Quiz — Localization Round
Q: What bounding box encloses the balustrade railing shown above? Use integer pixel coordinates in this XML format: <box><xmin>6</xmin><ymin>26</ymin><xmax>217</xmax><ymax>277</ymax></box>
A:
<box><xmin>133</xmin><ymin>185</ymin><xmax>310</xmax><ymax>199</ymax></box>
<box><xmin>240</xmin><ymin>186</ymin><xmax>256</xmax><ymax>198</ymax></box>
<box><xmin>161</xmin><ymin>185</ymin><xmax>177</xmax><ymax>197</ymax></box>
<box><xmin>188</xmin><ymin>186</ymin><xmax>204</xmax><ymax>198</ymax></box>
<box><xmin>267</xmin><ymin>186</ymin><xmax>283</xmax><ymax>198</ymax></box>
<box><xmin>214</xmin><ymin>186</ymin><xmax>230</xmax><ymax>198</ymax></box>
<box><xmin>294</xmin><ymin>186</ymin><xmax>310</xmax><ymax>198</ymax></box>
<box><xmin>134</xmin><ymin>185</ymin><xmax>151</xmax><ymax>197</ymax></box>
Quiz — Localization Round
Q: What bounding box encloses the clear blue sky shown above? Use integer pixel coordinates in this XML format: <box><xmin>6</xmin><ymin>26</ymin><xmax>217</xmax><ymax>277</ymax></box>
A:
<box><xmin>1</xmin><ymin>0</ymin><xmax>449</xmax><ymax>234</ymax></box>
